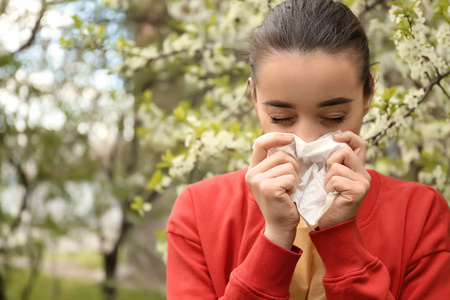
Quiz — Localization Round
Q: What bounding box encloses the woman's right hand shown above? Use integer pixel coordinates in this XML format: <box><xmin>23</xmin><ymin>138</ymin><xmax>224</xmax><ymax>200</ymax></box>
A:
<box><xmin>245</xmin><ymin>133</ymin><xmax>301</xmax><ymax>250</ymax></box>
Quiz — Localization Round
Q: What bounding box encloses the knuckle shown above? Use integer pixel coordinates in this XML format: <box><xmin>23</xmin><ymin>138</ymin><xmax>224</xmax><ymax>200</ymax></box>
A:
<box><xmin>329</xmin><ymin>176</ymin><xmax>337</xmax><ymax>187</ymax></box>
<box><xmin>344</xmin><ymin>145</ymin><xmax>353</xmax><ymax>155</ymax></box>
<box><xmin>363</xmin><ymin>179</ymin><xmax>371</xmax><ymax>191</ymax></box>
<box><xmin>325</xmin><ymin>182</ymin><xmax>334</xmax><ymax>193</ymax></box>
<box><xmin>245</xmin><ymin>172</ymin><xmax>252</xmax><ymax>184</ymax></box>
<box><xmin>356</xmin><ymin>183</ymin><xmax>368</xmax><ymax>197</ymax></box>
<box><xmin>275</xmin><ymin>150</ymin><xmax>286</xmax><ymax>158</ymax></box>
<box><xmin>364</xmin><ymin>171</ymin><xmax>372</xmax><ymax>182</ymax></box>
<box><xmin>254</xmin><ymin>138</ymin><xmax>263</xmax><ymax>149</ymax></box>
<box><xmin>259</xmin><ymin>180</ymin><xmax>271</xmax><ymax>193</ymax></box>
<box><xmin>245</xmin><ymin>170</ymin><xmax>255</xmax><ymax>184</ymax></box>
<box><xmin>329</xmin><ymin>162</ymin><xmax>340</xmax><ymax>172</ymax></box>
<box><xmin>288</xmin><ymin>163</ymin><xmax>297</xmax><ymax>174</ymax></box>
<box><xmin>326</xmin><ymin>157</ymin><xmax>335</xmax><ymax>167</ymax></box>
<box><xmin>361</xmin><ymin>139</ymin><xmax>367</xmax><ymax>149</ymax></box>
<box><xmin>288</xmin><ymin>173</ymin><xmax>296</xmax><ymax>184</ymax></box>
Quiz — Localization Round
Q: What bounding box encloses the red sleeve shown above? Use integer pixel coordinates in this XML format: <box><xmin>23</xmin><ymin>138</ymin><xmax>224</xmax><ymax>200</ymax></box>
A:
<box><xmin>310</xmin><ymin>189</ymin><xmax>450</xmax><ymax>299</ymax></box>
<box><xmin>310</xmin><ymin>218</ymin><xmax>395</xmax><ymax>299</ymax></box>
<box><xmin>166</xmin><ymin>186</ymin><xmax>302</xmax><ymax>300</ymax></box>
<box><xmin>399</xmin><ymin>189</ymin><xmax>450</xmax><ymax>299</ymax></box>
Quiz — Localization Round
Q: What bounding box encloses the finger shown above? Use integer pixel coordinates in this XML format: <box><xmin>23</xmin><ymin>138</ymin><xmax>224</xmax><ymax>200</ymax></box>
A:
<box><xmin>326</xmin><ymin>175</ymin><xmax>369</xmax><ymax>200</ymax></box>
<box><xmin>327</xmin><ymin>146</ymin><xmax>366</xmax><ymax>175</ymax></box>
<box><xmin>250</xmin><ymin>149</ymin><xmax>300</xmax><ymax>175</ymax></box>
<box><xmin>263</xmin><ymin>163</ymin><xmax>299</xmax><ymax>182</ymax></box>
<box><xmin>249</xmin><ymin>133</ymin><xmax>294</xmax><ymax>169</ymax></box>
<box><xmin>325</xmin><ymin>175</ymin><xmax>355</xmax><ymax>194</ymax></box>
<box><xmin>333</xmin><ymin>131</ymin><xmax>366</xmax><ymax>164</ymax></box>
<box><xmin>324</xmin><ymin>162</ymin><xmax>358</xmax><ymax>186</ymax></box>
<box><xmin>262</xmin><ymin>165</ymin><xmax>299</xmax><ymax>195</ymax></box>
<box><xmin>269</xmin><ymin>174</ymin><xmax>298</xmax><ymax>197</ymax></box>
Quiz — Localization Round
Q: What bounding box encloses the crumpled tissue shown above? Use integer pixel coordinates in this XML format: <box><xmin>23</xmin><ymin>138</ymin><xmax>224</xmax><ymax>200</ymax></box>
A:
<box><xmin>253</xmin><ymin>131</ymin><xmax>348</xmax><ymax>228</ymax></box>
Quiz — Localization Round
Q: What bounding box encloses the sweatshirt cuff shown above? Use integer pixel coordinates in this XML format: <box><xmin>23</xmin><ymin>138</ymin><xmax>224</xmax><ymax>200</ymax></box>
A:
<box><xmin>235</xmin><ymin>230</ymin><xmax>302</xmax><ymax>298</ymax></box>
<box><xmin>309</xmin><ymin>218</ymin><xmax>374</xmax><ymax>278</ymax></box>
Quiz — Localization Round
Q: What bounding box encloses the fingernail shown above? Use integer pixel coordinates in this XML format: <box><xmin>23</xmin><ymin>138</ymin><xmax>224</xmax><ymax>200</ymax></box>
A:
<box><xmin>333</xmin><ymin>133</ymin><xmax>343</xmax><ymax>138</ymax></box>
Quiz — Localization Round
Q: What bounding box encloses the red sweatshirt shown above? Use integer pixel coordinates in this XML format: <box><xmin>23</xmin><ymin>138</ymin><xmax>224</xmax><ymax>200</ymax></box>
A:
<box><xmin>166</xmin><ymin>169</ymin><xmax>450</xmax><ymax>299</ymax></box>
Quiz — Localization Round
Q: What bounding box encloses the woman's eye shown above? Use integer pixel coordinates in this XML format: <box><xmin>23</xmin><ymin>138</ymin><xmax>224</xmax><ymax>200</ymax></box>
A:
<box><xmin>323</xmin><ymin>117</ymin><xmax>345</xmax><ymax>124</ymax></box>
<box><xmin>271</xmin><ymin>117</ymin><xmax>292</xmax><ymax>124</ymax></box>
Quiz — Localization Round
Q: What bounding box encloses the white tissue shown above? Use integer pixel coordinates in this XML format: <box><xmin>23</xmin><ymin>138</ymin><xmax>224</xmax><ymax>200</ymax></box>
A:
<box><xmin>253</xmin><ymin>131</ymin><xmax>347</xmax><ymax>227</ymax></box>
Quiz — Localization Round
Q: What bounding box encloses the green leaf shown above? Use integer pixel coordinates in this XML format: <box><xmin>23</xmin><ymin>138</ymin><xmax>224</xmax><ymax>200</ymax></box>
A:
<box><xmin>211</xmin><ymin>122</ymin><xmax>221</xmax><ymax>133</ymax></box>
<box><xmin>72</xmin><ymin>15</ymin><xmax>82</xmax><ymax>29</ymax></box>
<box><xmin>130</xmin><ymin>196</ymin><xmax>152</xmax><ymax>216</ymax></box>
<box><xmin>229</xmin><ymin>122</ymin><xmax>240</xmax><ymax>134</ymax></box>
<box><xmin>163</xmin><ymin>149</ymin><xmax>174</xmax><ymax>162</ymax></box>
<box><xmin>387</xmin><ymin>86</ymin><xmax>397</xmax><ymax>99</ymax></box>
<box><xmin>389</xmin><ymin>1</ymin><xmax>404</xmax><ymax>7</ymax></box>
<box><xmin>213</xmin><ymin>75</ymin><xmax>230</xmax><ymax>87</ymax></box>
<box><xmin>0</xmin><ymin>54</ymin><xmax>20</xmax><ymax>68</ymax></box>
<box><xmin>156</xmin><ymin>162</ymin><xmax>171</xmax><ymax>168</ymax></box>
<box><xmin>154</xmin><ymin>228</ymin><xmax>167</xmax><ymax>242</ymax></box>
<box><xmin>204</xmin><ymin>95</ymin><xmax>214</xmax><ymax>107</ymax></box>
<box><xmin>209</xmin><ymin>14</ymin><xmax>217</xmax><ymax>26</ymax></box>
<box><xmin>392</xmin><ymin>8</ymin><xmax>404</xmax><ymax>16</ymax></box>
<box><xmin>59</xmin><ymin>37</ymin><xmax>74</xmax><ymax>48</ymax></box>
<box><xmin>194</xmin><ymin>122</ymin><xmax>208</xmax><ymax>137</ymax></box>
<box><xmin>147</xmin><ymin>170</ymin><xmax>162</xmax><ymax>189</ymax></box>
<box><xmin>116</xmin><ymin>36</ymin><xmax>127</xmax><ymax>48</ymax></box>
<box><xmin>157</xmin><ymin>149</ymin><xmax>174</xmax><ymax>168</ymax></box>
<box><xmin>143</xmin><ymin>90</ymin><xmax>152</xmax><ymax>102</ymax></box>
<box><xmin>389</xmin><ymin>104</ymin><xmax>397</xmax><ymax>115</ymax></box>
<box><xmin>173</xmin><ymin>106</ymin><xmax>185</xmax><ymax>121</ymax></box>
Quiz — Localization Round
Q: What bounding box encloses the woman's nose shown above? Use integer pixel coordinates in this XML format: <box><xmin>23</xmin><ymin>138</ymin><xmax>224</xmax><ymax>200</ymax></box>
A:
<box><xmin>292</xmin><ymin>121</ymin><xmax>322</xmax><ymax>143</ymax></box>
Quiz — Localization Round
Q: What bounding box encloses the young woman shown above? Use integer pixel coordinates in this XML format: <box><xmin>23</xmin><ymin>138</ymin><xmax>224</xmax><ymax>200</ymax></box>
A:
<box><xmin>166</xmin><ymin>0</ymin><xmax>450</xmax><ymax>299</ymax></box>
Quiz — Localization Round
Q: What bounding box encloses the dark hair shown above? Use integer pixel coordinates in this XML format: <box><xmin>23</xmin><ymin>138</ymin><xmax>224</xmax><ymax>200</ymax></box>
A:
<box><xmin>249</xmin><ymin>0</ymin><xmax>373</xmax><ymax>98</ymax></box>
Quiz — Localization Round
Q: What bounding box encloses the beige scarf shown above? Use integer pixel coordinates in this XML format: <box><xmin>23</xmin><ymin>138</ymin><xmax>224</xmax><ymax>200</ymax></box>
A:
<box><xmin>289</xmin><ymin>218</ymin><xmax>326</xmax><ymax>300</ymax></box>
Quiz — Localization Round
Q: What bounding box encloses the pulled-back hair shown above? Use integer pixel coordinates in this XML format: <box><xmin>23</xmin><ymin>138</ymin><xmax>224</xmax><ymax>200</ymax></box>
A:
<box><xmin>249</xmin><ymin>0</ymin><xmax>373</xmax><ymax>98</ymax></box>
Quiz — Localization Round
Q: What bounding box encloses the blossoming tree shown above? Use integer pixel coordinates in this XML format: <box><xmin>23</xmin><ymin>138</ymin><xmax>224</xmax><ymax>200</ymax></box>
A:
<box><xmin>1</xmin><ymin>0</ymin><xmax>448</xmax><ymax>297</ymax></box>
<box><xmin>122</xmin><ymin>0</ymin><xmax>449</xmax><ymax>260</ymax></box>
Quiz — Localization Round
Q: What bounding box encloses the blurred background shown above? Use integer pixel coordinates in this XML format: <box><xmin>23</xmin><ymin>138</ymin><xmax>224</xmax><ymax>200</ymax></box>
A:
<box><xmin>0</xmin><ymin>0</ymin><xmax>448</xmax><ymax>299</ymax></box>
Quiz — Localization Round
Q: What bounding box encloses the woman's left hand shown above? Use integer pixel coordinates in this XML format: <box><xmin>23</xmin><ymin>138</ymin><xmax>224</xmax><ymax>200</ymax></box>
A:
<box><xmin>318</xmin><ymin>131</ymin><xmax>371</xmax><ymax>230</ymax></box>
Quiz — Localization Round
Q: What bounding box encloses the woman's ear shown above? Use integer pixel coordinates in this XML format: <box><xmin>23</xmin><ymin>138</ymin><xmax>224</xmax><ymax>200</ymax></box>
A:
<box><xmin>249</xmin><ymin>77</ymin><xmax>260</xmax><ymax>118</ymax></box>
<box><xmin>363</xmin><ymin>73</ymin><xmax>375</xmax><ymax>116</ymax></box>
<box><xmin>249</xmin><ymin>77</ymin><xmax>257</xmax><ymax>104</ymax></box>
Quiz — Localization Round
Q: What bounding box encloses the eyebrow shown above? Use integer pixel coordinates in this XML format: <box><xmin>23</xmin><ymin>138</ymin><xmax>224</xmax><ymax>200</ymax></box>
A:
<box><xmin>263</xmin><ymin>100</ymin><xmax>296</xmax><ymax>109</ymax></box>
<box><xmin>317</xmin><ymin>97</ymin><xmax>354</xmax><ymax>108</ymax></box>
<box><xmin>262</xmin><ymin>97</ymin><xmax>354</xmax><ymax>109</ymax></box>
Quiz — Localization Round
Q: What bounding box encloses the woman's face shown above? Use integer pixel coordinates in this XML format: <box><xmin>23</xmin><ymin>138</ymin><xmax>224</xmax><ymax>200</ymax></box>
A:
<box><xmin>251</xmin><ymin>51</ymin><xmax>372</xmax><ymax>143</ymax></box>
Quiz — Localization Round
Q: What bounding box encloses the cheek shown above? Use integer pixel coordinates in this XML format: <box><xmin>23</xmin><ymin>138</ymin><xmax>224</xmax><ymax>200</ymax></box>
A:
<box><xmin>259</xmin><ymin>115</ymin><xmax>273</xmax><ymax>128</ymax></box>
<box><xmin>344</xmin><ymin>112</ymin><xmax>364</xmax><ymax>135</ymax></box>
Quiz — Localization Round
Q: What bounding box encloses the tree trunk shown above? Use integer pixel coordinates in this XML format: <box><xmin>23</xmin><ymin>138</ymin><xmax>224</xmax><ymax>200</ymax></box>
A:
<box><xmin>0</xmin><ymin>273</ymin><xmax>6</xmax><ymax>300</ymax></box>
<box><xmin>102</xmin><ymin>250</ymin><xmax>118</xmax><ymax>300</ymax></box>
<box><xmin>21</xmin><ymin>228</ymin><xmax>43</xmax><ymax>300</ymax></box>
<box><xmin>102</xmin><ymin>216</ymin><xmax>131</xmax><ymax>300</ymax></box>
<box><xmin>21</xmin><ymin>265</ymin><xmax>40</xmax><ymax>300</ymax></box>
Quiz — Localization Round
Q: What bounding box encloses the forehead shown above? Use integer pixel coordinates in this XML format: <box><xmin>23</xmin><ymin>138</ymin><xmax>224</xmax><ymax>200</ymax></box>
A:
<box><xmin>255</xmin><ymin>51</ymin><xmax>363</xmax><ymax>104</ymax></box>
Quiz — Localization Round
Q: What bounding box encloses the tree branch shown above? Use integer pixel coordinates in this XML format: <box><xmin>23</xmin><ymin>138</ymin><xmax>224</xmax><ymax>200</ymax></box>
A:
<box><xmin>437</xmin><ymin>81</ymin><xmax>450</xmax><ymax>101</ymax></box>
<box><xmin>46</xmin><ymin>0</ymin><xmax>78</xmax><ymax>6</ymax></box>
<box><xmin>0</xmin><ymin>0</ymin><xmax>10</xmax><ymax>16</ymax></box>
<box><xmin>13</xmin><ymin>0</ymin><xmax>47</xmax><ymax>54</ymax></box>
<box><xmin>106</xmin><ymin>132</ymin><xmax>122</xmax><ymax>180</ymax></box>
<box><xmin>366</xmin><ymin>69</ymin><xmax>450</xmax><ymax>145</ymax></box>
<box><xmin>9</xmin><ymin>157</ymin><xmax>30</xmax><ymax>232</ymax></box>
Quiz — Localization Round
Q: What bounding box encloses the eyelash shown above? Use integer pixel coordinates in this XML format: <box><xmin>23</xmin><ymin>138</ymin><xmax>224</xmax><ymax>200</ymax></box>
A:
<box><xmin>270</xmin><ymin>117</ymin><xmax>345</xmax><ymax>124</ymax></box>
<box><xmin>271</xmin><ymin>118</ymin><xmax>291</xmax><ymax>124</ymax></box>
<box><xmin>324</xmin><ymin>117</ymin><xmax>345</xmax><ymax>124</ymax></box>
